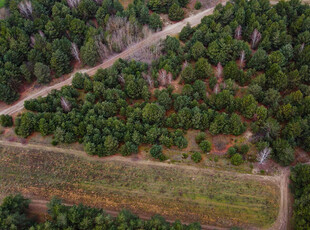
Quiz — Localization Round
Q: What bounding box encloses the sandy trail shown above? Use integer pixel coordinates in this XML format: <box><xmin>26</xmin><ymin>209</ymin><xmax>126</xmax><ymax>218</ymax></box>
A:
<box><xmin>0</xmin><ymin>5</ymin><xmax>223</xmax><ymax>116</ymax></box>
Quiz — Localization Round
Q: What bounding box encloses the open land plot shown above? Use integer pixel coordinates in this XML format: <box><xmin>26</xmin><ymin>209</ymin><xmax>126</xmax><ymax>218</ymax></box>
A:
<box><xmin>0</xmin><ymin>145</ymin><xmax>280</xmax><ymax>229</ymax></box>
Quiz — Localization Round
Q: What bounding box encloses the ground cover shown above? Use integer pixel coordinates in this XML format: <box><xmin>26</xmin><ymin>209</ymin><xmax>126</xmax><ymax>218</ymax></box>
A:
<box><xmin>0</xmin><ymin>145</ymin><xmax>279</xmax><ymax>229</ymax></box>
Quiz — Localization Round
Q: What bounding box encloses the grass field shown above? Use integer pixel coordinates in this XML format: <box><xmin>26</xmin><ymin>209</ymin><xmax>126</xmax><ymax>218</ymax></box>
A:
<box><xmin>0</xmin><ymin>0</ymin><xmax>5</xmax><ymax>8</ymax></box>
<box><xmin>0</xmin><ymin>145</ymin><xmax>279</xmax><ymax>229</ymax></box>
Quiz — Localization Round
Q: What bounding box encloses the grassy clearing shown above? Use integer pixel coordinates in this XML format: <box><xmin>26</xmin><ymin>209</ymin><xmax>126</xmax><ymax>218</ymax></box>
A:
<box><xmin>0</xmin><ymin>146</ymin><xmax>279</xmax><ymax>228</ymax></box>
<box><xmin>0</xmin><ymin>0</ymin><xmax>4</xmax><ymax>8</ymax></box>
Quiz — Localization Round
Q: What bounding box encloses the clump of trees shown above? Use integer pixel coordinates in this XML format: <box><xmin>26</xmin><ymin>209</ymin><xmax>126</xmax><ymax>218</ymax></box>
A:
<box><xmin>290</xmin><ymin>164</ymin><xmax>310</xmax><ymax>229</ymax></box>
<box><xmin>0</xmin><ymin>194</ymin><xmax>202</xmax><ymax>229</ymax></box>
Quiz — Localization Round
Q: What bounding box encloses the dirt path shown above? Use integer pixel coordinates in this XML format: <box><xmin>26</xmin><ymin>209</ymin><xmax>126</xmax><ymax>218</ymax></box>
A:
<box><xmin>0</xmin><ymin>4</ymin><xmax>225</xmax><ymax>116</ymax></box>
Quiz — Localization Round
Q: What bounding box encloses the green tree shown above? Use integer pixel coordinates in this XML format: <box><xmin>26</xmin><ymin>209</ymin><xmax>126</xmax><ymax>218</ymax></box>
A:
<box><xmin>50</xmin><ymin>50</ymin><xmax>71</xmax><ymax>77</ymax></box>
<box><xmin>142</xmin><ymin>103</ymin><xmax>165</xmax><ymax>124</ymax></box>
<box><xmin>191</xmin><ymin>41</ymin><xmax>206</xmax><ymax>60</ymax></box>
<box><xmin>149</xmin><ymin>13</ymin><xmax>162</xmax><ymax>30</ymax></box>
<box><xmin>231</xmin><ymin>153</ymin><xmax>243</xmax><ymax>166</ymax></box>
<box><xmin>168</xmin><ymin>3</ymin><xmax>184</xmax><ymax>21</ymax></box>
<box><xmin>179</xmin><ymin>23</ymin><xmax>193</xmax><ymax>41</ymax></box>
<box><xmin>81</xmin><ymin>39</ymin><xmax>100</xmax><ymax>67</ymax></box>
<box><xmin>34</xmin><ymin>62</ymin><xmax>51</xmax><ymax>84</ymax></box>
<box><xmin>181</xmin><ymin>65</ymin><xmax>195</xmax><ymax>83</ymax></box>
<box><xmin>0</xmin><ymin>115</ymin><xmax>13</xmax><ymax>127</ymax></box>
<box><xmin>272</xmin><ymin>139</ymin><xmax>295</xmax><ymax>166</ymax></box>
<box><xmin>199</xmin><ymin>140</ymin><xmax>211</xmax><ymax>153</ymax></box>
<box><xmin>194</xmin><ymin>58</ymin><xmax>213</xmax><ymax>79</ymax></box>
<box><xmin>191</xmin><ymin>152</ymin><xmax>202</xmax><ymax>163</ymax></box>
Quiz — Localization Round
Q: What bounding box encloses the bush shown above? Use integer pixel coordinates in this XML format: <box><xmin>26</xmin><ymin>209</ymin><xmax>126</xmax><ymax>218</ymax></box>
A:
<box><xmin>194</xmin><ymin>1</ymin><xmax>202</xmax><ymax>10</ymax></box>
<box><xmin>195</xmin><ymin>132</ymin><xmax>206</xmax><ymax>144</ymax></box>
<box><xmin>239</xmin><ymin>144</ymin><xmax>249</xmax><ymax>155</ymax></box>
<box><xmin>150</xmin><ymin>145</ymin><xmax>163</xmax><ymax>159</ymax></box>
<box><xmin>191</xmin><ymin>152</ymin><xmax>202</xmax><ymax>163</ymax></box>
<box><xmin>227</xmin><ymin>147</ymin><xmax>237</xmax><ymax>157</ymax></box>
<box><xmin>231</xmin><ymin>153</ymin><xmax>243</xmax><ymax>166</ymax></box>
<box><xmin>0</xmin><ymin>114</ymin><xmax>13</xmax><ymax>127</ymax></box>
<box><xmin>199</xmin><ymin>140</ymin><xmax>211</xmax><ymax>153</ymax></box>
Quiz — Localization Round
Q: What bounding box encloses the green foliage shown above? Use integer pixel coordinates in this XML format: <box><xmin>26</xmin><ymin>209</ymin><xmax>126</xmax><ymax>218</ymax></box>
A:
<box><xmin>142</xmin><ymin>103</ymin><xmax>165</xmax><ymax>125</ymax></box>
<box><xmin>231</xmin><ymin>153</ymin><xmax>243</xmax><ymax>166</ymax></box>
<box><xmin>199</xmin><ymin>140</ymin><xmax>211</xmax><ymax>153</ymax></box>
<box><xmin>150</xmin><ymin>145</ymin><xmax>166</xmax><ymax>161</ymax></box>
<box><xmin>191</xmin><ymin>41</ymin><xmax>206</xmax><ymax>60</ymax></box>
<box><xmin>194</xmin><ymin>1</ymin><xmax>202</xmax><ymax>10</ymax></box>
<box><xmin>227</xmin><ymin>147</ymin><xmax>237</xmax><ymax>157</ymax></box>
<box><xmin>195</xmin><ymin>132</ymin><xmax>206</xmax><ymax>144</ymax></box>
<box><xmin>81</xmin><ymin>39</ymin><xmax>100</xmax><ymax>67</ymax></box>
<box><xmin>272</xmin><ymin>139</ymin><xmax>295</xmax><ymax>166</ymax></box>
<box><xmin>194</xmin><ymin>58</ymin><xmax>213</xmax><ymax>79</ymax></box>
<box><xmin>179</xmin><ymin>23</ymin><xmax>193</xmax><ymax>42</ymax></box>
<box><xmin>290</xmin><ymin>164</ymin><xmax>310</xmax><ymax>230</ymax></box>
<box><xmin>0</xmin><ymin>114</ymin><xmax>13</xmax><ymax>127</ymax></box>
<box><xmin>149</xmin><ymin>13</ymin><xmax>162</xmax><ymax>30</ymax></box>
<box><xmin>191</xmin><ymin>152</ymin><xmax>202</xmax><ymax>163</ymax></box>
<box><xmin>51</xmin><ymin>50</ymin><xmax>72</xmax><ymax>77</ymax></box>
<box><xmin>34</xmin><ymin>62</ymin><xmax>51</xmax><ymax>84</ymax></box>
<box><xmin>168</xmin><ymin>3</ymin><xmax>184</xmax><ymax>21</ymax></box>
<box><xmin>181</xmin><ymin>65</ymin><xmax>195</xmax><ymax>83</ymax></box>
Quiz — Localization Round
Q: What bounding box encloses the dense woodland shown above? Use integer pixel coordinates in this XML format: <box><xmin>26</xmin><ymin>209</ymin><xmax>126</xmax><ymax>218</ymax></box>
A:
<box><xmin>0</xmin><ymin>194</ymin><xmax>201</xmax><ymax>229</ymax></box>
<box><xmin>4</xmin><ymin>0</ymin><xmax>309</xmax><ymax>166</ymax></box>
<box><xmin>290</xmin><ymin>164</ymin><xmax>310</xmax><ymax>229</ymax></box>
<box><xmin>0</xmin><ymin>0</ymin><xmax>193</xmax><ymax>104</ymax></box>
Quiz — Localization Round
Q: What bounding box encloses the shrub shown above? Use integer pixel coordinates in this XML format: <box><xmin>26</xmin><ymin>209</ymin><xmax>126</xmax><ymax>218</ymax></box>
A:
<box><xmin>150</xmin><ymin>145</ymin><xmax>163</xmax><ymax>159</ymax></box>
<box><xmin>239</xmin><ymin>144</ymin><xmax>249</xmax><ymax>155</ymax></box>
<box><xmin>0</xmin><ymin>114</ymin><xmax>13</xmax><ymax>127</ymax></box>
<box><xmin>194</xmin><ymin>1</ymin><xmax>202</xmax><ymax>10</ymax></box>
<box><xmin>195</xmin><ymin>132</ymin><xmax>206</xmax><ymax>144</ymax></box>
<box><xmin>231</xmin><ymin>153</ymin><xmax>243</xmax><ymax>166</ymax></box>
<box><xmin>191</xmin><ymin>152</ymin><xmax>202</xmax><ymax>163</ymax></box>
<box><xmin>227</xmin><ymin>147</ymin><xmax>237</xmax><ymax>157</ymax></box>
<box><xmin>199</xmin><ymin>140</ymin><xmax>211</xmax><ymax>153</ymax></box>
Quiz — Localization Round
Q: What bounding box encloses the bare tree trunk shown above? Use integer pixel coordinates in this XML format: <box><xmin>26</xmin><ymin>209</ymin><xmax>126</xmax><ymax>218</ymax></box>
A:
<box><xmin>235</xmin><ymin>25</ymin><xmax>242</xmax><ymax>40</ymax></box>
<box><xmin>257</xmin><ymin>147</ymin><xmax>271</xmax><ymax>164</ymax></box>
<box><xmin>239</xmin><ymin>50</ymin><xmax>245</xmax><ymax>68</ymax></box>
<box><xmin>67</xmin><ymin>0</ymin><xmax>81</xmax><ymax>8</ymax></box>
<box><xmin>18</xmin><ymin>0</ymin><xmax>33</xmax><ymax>19</ymax></box>
<box><xmin>71</xmin><ymin>43</ymin><xmax>81</xmax><ymax>63</ymax></box>
<box><xmin>216</xmin><ymin>62</ymin><xmax>223</xmax><ymax>80</ymax></box>
<box><xmin>61</xmin><ymin>97</ymin><xmax>72</xmax><ymax>112</ymax></box>
<box><xmin>251</xmin><ymin>29</ymin><xmax>262</xmax><ymax>49</ymax></box>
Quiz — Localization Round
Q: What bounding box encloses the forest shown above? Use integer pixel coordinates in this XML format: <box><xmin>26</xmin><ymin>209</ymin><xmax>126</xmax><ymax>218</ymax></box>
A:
<box><xmin>1</xmin><ymin>0</ymin><xmax>307</xmax><ymax>168</ymax></box>
<box><xmin>290</xmin><ymin>164</ymin><xmax>310</xmax><ymax>229</ymax></box>
<box><xmin>0</xmin><ymin>0</ymin><xmax>193</xmax><ymax>104</ymax></box>
<box><xmin>0</xmin><ymin>194</ymin><xmax>202</xmax><ymax>229</ymax></box>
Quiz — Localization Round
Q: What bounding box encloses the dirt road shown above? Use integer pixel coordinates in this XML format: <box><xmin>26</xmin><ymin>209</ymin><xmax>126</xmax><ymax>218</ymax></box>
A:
<box><xmin>0</xmin><ymin>5</ymin><xmax>223</xmax><ymax>116</ymax></box>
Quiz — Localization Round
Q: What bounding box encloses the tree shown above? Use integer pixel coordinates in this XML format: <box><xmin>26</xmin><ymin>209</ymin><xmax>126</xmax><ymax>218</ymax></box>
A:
<box><xmin>231</xmin><ymin>153</ymin><xmax>243</xmax><ymax>166</ymax></box>
<box><xmin>34</xmin><ymin>62</ymin><xmax>51</xmax><ymax>84</ymax></box>
<box><xmin>150</xmin><ymin>145</ymin><xmax>164</xmax><ymax>160</ymax></box>
<box><xmin>195</xmin><ymin>132</ymin><xmax>206</xmax><ymax>144</ymax></box>
<box><xmin>191</xmin><ymin>41</ymin><xmax>206</xmax><ymax>60</ymax></box>
<box><xmin>72</xmin><ymin>73</ymin><xmax>86</xmax><ymax>89</ymax></box>
<box><xmin>168</xmin><ymin>3</ymin><xmax>184</xmax><ymax>21</ymax></box>
<box><xmin>248</xmin><ymin>48</ymin><xmax>269</xmax><ymax>70</ymax></box>
<box><xmin>194</xmin><ymin>58</ymin><xmax>213</xmax><ymax>79</ymax></box>
<box><xmin>139</xmin><ymin>5</ymin><xmax>150</xmax><ymax>24</ymax></box>
<box><xmin>142</xmin><ymin>103</ymin><xmax>165</xmax><ymax>124</ymax></box>
<box><xmin>0</xmin><ymin>115</ymin><xmax>13</xmax><ymax>127</ymax></box>
<box><xmin>81</xmin><ymin>39</ymin><xmax>100</xmax><ymax>66</ymax></box>
<box><xmin>15</xmin><ymin>112</ymin><xmax>36</xmax><ymax>138</ymax></box>
<box><xmin>181</xmin><ymin>65</ymin><xmax>195</xmax><ymax>83</ymax></box>
<box><xmin>104</xmin><ymin>135</ymin><xmax>118</xmax><ymax>155</ymax></box>
<box><xmin>149</xmin><ymin>13</ymin><xmax>162</xmax><ymax>31</ymax></box>
<box><xmin>191</xmin><ymin>152</ymin><xmax>202</xmax><ymax>163</ymax></box>
<box><xmin>194</xmin><ymin>1</ymin><xmax>201</xmax><ymax>10</ymax></box>
<box><xmin>157</xmin><ymin>92</ymin><xmax>172</xmax><ymax>110</ymax></box>
<box><xmin>199</xmin><ymin>140</ymin><xmax>211</xmax><ymax>153</ymax></box>
<box><xmin>272</xmin><ymin>139</ymin><xmax>295</xmax><ymax>166</ymax></box>
<box><xmin>51</xmin><ymin>50</ymin><xmax>71</xmax><ymax>77</ymax></box>
<box><xmin>179</xmin><ymin>23</ymin><xmax>193</xmax><ymax>41</ymax></box>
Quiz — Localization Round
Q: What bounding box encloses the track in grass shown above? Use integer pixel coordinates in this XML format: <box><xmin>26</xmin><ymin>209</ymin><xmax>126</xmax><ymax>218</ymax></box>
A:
<box><xmin>0</xmin><ymin>145</ymin><xmax>279</xmax><ymax>229</ymax></box>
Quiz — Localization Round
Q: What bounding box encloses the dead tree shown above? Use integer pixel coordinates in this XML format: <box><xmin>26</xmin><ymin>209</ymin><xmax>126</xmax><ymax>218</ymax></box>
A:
<box><xmin>118</xmin><ymin>76</ymin><xmax>125</xmax><ymax>85</ymax></box>
<box><xmin>143</xmin><ymin>73</ymin><xmax>154</xmax><ymax>88</ymax></box>
<box><xmin>18</xmin><ymin>0</ymin><xmax>33</xmax><ymax>19</ymax></box>
<box><xmin>67</xmin><ymin>0</ymin><xmax>81</xmax><ymax>8</ymax></box>
<box><xmin>216</xmin><ymin>62</ymin><xmax>223</xmax><ymax>80</ymax></box>
<box><xmin>239</xmin><ymin>50</ymin><xmax>245</xmax><ymax>68</ymax></box>
<box><xmin>71</xmin><ymin>43</ymin><xmax>81</xmax><ymax>63</ymax></box>
<box><xmin>158</xmin><ymin>69</ymin><xmax>167</xmax><ymax>87</ymax></box>
<box><xmin>182</xmin><ymin>61</ymin><xmax>188</xmax><ymax>70</ymax></box>
<box><xmin>30</xmin><ymin>35</ymin><xmax>36</xmax><ymax>47</ymax></box>
<box><xmin>61</xmin><ymin>97</ymin><xmax>72</xmax><ymax>112</ymax></box>
<box><xmin>235</xmin><ymin>25</ymin><xmax>242</xmax><ymax>40</ymax></box>
<box><xmin>257</xmin><ymin>147</ymin><xmax>271</xmax><ymax>164</ymax></box>
<box><xmin>214</xmin><ymin>83</ymin><xmax>220</xmax><ymax>94</ymax></box>
<box><xmin>251</xmin><ymin>29</ymin><xmax>262</xmax><ymax>49</ymax></box>
<box><xmin>300</xmin><ymin>43</ymin><xmax>305</xmax><ymax>53</ymax></box>
<box><xmin>38</xmin><ymin>30</ymin><xmax>45</xmax><ymax>38</ymax></box>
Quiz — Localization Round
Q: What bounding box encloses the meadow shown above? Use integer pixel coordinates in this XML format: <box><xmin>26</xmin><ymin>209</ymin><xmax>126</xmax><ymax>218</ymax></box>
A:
<box><xmin>0</xmin><ymin>145</ymin><xmax>279</xmax><ymax>229</ymax></box>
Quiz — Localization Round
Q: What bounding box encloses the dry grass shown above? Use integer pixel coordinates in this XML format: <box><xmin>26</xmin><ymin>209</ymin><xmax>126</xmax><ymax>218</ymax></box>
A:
<box><xmin>0</xmin><ymin>145</ymin><xmax>280</xmax><ymax>229</ymax></box>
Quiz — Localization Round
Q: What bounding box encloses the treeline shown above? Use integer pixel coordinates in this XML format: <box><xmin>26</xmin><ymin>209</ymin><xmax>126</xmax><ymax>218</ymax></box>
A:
<box><xmin>0</xmin><ymin>0</ymin><xmax>163</xmax><ymax>104</ymax></box>
<box><xmin>290</xmin><ymin>164</ymin><xmax>310</xmax><ymax>229</ymax></box>
<box><xmin>0</xmin><ymin>194</ymin><xmax>201</xmax><ymax>229</ymax></box>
